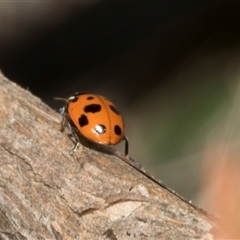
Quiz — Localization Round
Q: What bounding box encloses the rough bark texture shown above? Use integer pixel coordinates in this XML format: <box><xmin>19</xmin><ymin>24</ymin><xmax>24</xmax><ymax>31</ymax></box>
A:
<box><xmin>0</xmin><ymin>72</ymin><xmax>219</xmax><ymax>239</ymax></box>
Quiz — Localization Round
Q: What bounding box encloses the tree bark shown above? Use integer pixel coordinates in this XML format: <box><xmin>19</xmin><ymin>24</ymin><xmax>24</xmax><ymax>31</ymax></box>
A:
<box><xmin>0</xmin><ymin>72</ymin><xmax>219</xmax><ymax>239</ymax></box>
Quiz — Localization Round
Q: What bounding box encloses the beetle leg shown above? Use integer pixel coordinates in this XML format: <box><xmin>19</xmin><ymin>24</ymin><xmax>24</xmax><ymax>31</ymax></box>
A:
<box><xmin>67</xmin><ymin>121</ymin><xmax>80</xmax><ymax>154</ymax></box>
<box><xmin>124</xmin><ymin>136</ymin><xmax>129</xmax><ymax>157</ymax></box>
<box><xmin>59</xmin><ymin>107</ymin><xmax>67</xmax><ymax>131</ymax></box>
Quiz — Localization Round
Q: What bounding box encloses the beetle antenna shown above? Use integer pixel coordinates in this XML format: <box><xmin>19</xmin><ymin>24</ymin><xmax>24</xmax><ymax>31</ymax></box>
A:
<box><xmin>54</xmin><ymin>97</ymin><xmax>67</xmax><ymax>102</ymax></box>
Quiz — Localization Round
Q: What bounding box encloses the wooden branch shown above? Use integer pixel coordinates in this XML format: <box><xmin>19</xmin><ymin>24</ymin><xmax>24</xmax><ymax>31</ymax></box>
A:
<box><xmin>0</xmin><ymin>72</ymin><xmax>219</xmax><ymax>239</ymax></box>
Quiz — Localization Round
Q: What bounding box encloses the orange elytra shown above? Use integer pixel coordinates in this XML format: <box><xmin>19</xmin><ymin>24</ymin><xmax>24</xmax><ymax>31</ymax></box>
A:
<box><xmin>57</xmin><ymin>92</ymin><xmax>129</xmax><ymax>156</ymax></box>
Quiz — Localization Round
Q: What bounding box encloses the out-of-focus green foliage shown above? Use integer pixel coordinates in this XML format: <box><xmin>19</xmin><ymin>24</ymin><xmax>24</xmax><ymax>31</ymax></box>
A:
<box><xmin>129</xmin><ymin>52</ymin><xmax>240</xmax><ymax>201</ymax></box>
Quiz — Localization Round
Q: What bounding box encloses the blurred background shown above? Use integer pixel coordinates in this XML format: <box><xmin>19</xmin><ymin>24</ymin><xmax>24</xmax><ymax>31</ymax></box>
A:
<box><xmin>1</xmin><ymin>1</ymin><xmax>240</xmax><ymax>215</ymax></box>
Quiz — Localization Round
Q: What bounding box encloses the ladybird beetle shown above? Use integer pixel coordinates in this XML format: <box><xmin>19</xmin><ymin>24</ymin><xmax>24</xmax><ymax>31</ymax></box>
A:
<box><xmin>57</xmin><ymin>92</ymin><xmax>129</xmax><ymax>156</ymax></box>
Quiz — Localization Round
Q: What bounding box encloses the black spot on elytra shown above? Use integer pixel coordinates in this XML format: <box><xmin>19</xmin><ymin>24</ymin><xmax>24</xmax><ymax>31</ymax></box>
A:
<box><xmin>87</xmin><ymin>96</ymin><xmax>94</xmax><ymax>100</ymax></box>
<box><xmin>78</xmin><ymin>114</ymin><xmax>89</xmax><ymax>127</ymax></box>
<box><xmin>84</xmin><ymin>104</ymin><xmax>101</xmax><ymax>113</ymax></box>
<box><xmin>114</xmin><ymin>125</ymin><xmax>122</xmax><ymax>136</ymax></box>
<box><xmin>109</xmin><ymin>105</ymin><xmax>120</xmax><ymax>115</ymax></box>
<box><xmin>94</xmin><ymin>124</ymin><xmax>106</xmax><ymax>134</ymax></box>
